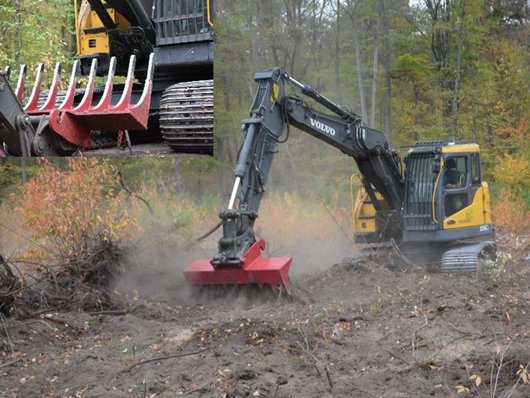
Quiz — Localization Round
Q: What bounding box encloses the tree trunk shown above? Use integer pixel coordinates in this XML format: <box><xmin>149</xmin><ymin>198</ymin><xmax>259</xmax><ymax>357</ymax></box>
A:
<box><xmin>425</xmin><ymin>0</ymin><xmax>453</xmax><ymax>134</ymax></box>
<box><xmin>335</xmin><ymin>0</ymin><xmax>341</xmax><ymax>92</ymax></box>
<box><xmin>352</xmin><ymin>18</ymin><xmax>368</xmax><ymax>122</ymax></box>
<box><xmin>451</xmin><ymin>0</ymin><xmax>465</xmax><ymax>140</ymax></box>
<box><xmin>369</xmin><ymin>1</ymin><xmax>382</xmax><ymax>127</ymax></box>
<box><xmin>15</xmin><ymin>0</ymin><xmax>23</xmax><ymax>68</ymax></box>
<box><xmin>382</xmin><ymin>0</ymin><xmax>393</xmax><ymax>138</ymax></box>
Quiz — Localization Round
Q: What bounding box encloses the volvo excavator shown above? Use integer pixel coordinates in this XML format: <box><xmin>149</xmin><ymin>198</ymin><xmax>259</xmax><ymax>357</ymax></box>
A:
<box><xmin>184</xmin><ymin>68</ymin><xmax>495</xmax><ymax>298</ymax></box>
<box><xmin>0</xmin><ymin>0</ymin><xmax>213</xmax><ymax>156</ymax></box>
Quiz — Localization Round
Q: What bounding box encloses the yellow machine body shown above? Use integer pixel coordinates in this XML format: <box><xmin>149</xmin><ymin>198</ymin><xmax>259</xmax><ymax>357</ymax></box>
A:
<box><xmin>351</xmin><ymin>142</ymin><xmax>493</xmax><ymax>245</ymax></box>
<box><xmin>75</xmin><ymin>1</ymin><xmax>130</xmax><ymax>57</ymax></box>
<box><xmin>350</xmin><ymin>173</ymin><xmax>389</xmax><ymax>243</ymax></box>
<box><xmin>442</xmin><ymin>183</ymin><xmax>492</xmax><ymax>229</ymax></box>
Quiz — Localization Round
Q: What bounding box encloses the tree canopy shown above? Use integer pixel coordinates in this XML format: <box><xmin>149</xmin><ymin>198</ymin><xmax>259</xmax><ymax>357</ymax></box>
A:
<box><xmin>0</xmin><ymin>0</ymin><xmax>74</xmax><ymax>69</ymax></box>
<box><xmin>1</xmin><ymin>0</ymin><xmax>529</xmax><ymax>211</ymax></box>
<box><xmin>214</xmin><ymin>0</ymin><xmax>530</xmax><ymax>206</ymax></box>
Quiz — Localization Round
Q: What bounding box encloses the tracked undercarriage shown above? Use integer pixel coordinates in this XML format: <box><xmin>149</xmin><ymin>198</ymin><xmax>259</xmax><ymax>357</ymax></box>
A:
<box><xmin>160</xmin><ymin>80</ymin><xmax>214</xmax><ymax>155</ymax></box>
<box><xmin>344</xmin><ymin>239</ymin><xmax>497</xmax><ymax>273</ymax></box>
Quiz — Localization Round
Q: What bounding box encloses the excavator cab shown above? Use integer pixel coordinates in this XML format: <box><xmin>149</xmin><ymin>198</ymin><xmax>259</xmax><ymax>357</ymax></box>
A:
<box><xmin>353</xmin><ymin>140</ymin><xmax>493</xmax><ymax>245</ymax></box>
<box><xmin>352</xmin><ymin>140</ymin><xmax>494</xmax><ymax>270</ymax></box>
<box><xmin>401</xmin><ymin>141</ymin><xmax>493</xmax><ymax>244</ymax></box>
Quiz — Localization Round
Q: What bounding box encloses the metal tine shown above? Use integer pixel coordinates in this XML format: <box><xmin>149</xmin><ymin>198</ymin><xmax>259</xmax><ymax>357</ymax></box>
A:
<box><xmin>39</xmin><ymin>62</ymin><xmax>62</xmax><ymax>112</ymax></box>
<box><xmin>15</xmin><ymin>65</ymin><xmax>27</xmax><ymax>102</ymax></box>
<box><xmin>111</xmin><ymin>55</ymin><xmax>136</xmax><ymax>110</ymax></box>
<box><xmin>59</xmin><ymin>60</ymin><xmax>80</xmax><ymax>110</ymax></box>
<box><xmin>73</xmin><ymin>58</ymin><xmax>98</xmax><ymax>112</ymax></box>
<box><xmin>92</xmin><ymin>56</ymin><xmax>117</xmax><ymax>111</ymax></box>
<box><xmin>132</xmin><ymin>52</ymin><xmax>155</xmax><ymax>109</ymax></box>
<box><xmin>24</xmin><ymin>63</ymin><xmax>44</xmax><ymax>112</ymax></box>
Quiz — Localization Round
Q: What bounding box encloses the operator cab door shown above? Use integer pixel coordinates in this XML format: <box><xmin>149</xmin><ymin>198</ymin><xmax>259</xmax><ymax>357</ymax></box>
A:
<box><xmin>442</xmin><ymin>156</ymin><xmax>468</xmax><ymax>217</ymax></box>
<box><xmin>402</xmin><ymin>151</ymin><xmax>439</xmax><ymax>231</ymax></box>
<box><xmin>441</xmin><ymin>153</ymin><xmax>482</xmax><ymax>223</ymax></box>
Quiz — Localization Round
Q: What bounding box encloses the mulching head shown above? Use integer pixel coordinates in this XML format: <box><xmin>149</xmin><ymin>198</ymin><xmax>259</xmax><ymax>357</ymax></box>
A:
<box><xmin>184</xmin><ymin>240</ymin><xmax>292</xmax><ymax>299</ymax></box>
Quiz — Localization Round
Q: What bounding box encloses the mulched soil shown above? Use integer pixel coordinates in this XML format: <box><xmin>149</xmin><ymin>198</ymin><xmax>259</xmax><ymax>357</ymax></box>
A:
<box><xmin>1</xmin><ymin>233</ymin><xmax>529</xmax><ymax>398</ymax></box>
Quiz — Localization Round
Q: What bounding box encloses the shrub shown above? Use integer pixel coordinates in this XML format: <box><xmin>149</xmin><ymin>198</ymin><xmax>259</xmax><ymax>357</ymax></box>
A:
<box><xmin>491</xmin><ymin>188</ymin><xmax>530</xmax><ymax>234</ymax></box>
<box><xmin>11</xmin><ymin>158</ymin><xmax>136</xmax><ymax>264</ymax></box>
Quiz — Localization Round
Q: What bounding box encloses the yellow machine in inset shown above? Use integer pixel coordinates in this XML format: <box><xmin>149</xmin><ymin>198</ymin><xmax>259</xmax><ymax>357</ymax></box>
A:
<box><xmin>72</xmin><ymin>0</ymin><xmax>215</xmax><ymax>153</ymax></box>
<box><xmin>76</xmin><ymin>1</ymin><xmax>130</xmax><ymax>58</ymax></box>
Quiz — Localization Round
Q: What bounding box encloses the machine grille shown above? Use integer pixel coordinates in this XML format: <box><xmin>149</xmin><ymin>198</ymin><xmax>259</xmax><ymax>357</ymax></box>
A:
<box><xmin>403</xmin><ymin>153</ymin><xmax>437</xmax><ymax>230</ymax></box>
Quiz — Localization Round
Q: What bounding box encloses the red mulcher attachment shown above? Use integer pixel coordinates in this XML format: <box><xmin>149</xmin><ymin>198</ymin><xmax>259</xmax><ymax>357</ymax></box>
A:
<box><xmin>15</xmin><ymin>53</ymin><xmax>154</xmax><ymax>149</ymax></box>
<box><xmin>184</xmin><ymin>240</ymin><xmax>293</xmax><ymax>299</ymax></box>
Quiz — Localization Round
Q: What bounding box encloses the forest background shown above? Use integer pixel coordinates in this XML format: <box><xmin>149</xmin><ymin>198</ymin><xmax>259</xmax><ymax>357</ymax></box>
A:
<box><xmin>0</xmin><ymin>0</ymin><xmax>529</xmax><ymax>234</ymax></box>
<box><xmin>213</xmin><ymin>0</ymin><xmax>530</xmax><ymax>230</ymax></box>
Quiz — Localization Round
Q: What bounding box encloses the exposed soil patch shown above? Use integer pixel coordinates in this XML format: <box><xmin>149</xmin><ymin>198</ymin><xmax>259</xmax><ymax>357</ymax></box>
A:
<box><xmin>1</xmin><ymin>234</ymin><xmax>529</xmax><ymax>397</ymax></box>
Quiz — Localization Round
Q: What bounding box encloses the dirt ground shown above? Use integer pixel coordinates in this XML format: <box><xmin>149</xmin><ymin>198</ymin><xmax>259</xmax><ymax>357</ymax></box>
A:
<box><xmin>1</xmin><ymin>233</ymin><xmax>529</xmax><ymax>398</ymax></box>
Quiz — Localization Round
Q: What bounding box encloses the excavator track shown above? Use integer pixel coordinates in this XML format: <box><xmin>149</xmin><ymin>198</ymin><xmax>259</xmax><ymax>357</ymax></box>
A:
<box><xmin>440</xmin><ymin>241</ymin><xmax>497</xmax><ymax>272</ymax></box>
<box><xmin>159</xmin><ymin>80</ymin><xmax>214</xmax><ymax>155</ymax></box>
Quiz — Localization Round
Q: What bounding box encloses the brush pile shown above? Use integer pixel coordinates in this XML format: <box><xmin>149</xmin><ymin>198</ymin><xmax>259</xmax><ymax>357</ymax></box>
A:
<box><xmin>0</xmin><ymin>242</ymin><xmax>129</xmax><ymax>318</ymax></box>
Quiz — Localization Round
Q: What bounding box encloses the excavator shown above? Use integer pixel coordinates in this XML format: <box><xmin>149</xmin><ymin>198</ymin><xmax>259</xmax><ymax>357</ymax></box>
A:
<box><xmin>0</xmin><ymin>0</ymin><xmax>213</xmax><ymax>156</ymax></box>
<box><xmin>184</xmin><ymin>68</ymin><xmax>495</xmax><ymax>298</ymax></box>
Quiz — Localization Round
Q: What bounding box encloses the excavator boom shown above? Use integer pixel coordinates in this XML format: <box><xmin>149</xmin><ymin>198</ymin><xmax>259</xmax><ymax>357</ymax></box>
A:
<box><xmin>185</xmin><ymin>68</ymin><xmax>406</xmax><ymax>296</ymax></box>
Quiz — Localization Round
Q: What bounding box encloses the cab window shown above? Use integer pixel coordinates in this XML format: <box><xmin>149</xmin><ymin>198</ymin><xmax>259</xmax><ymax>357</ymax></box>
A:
<box><xmin>471</xmin><ymin>153</ymin><xmax>481</xmax><ymax>185</ymax></box>
<box><xmin>443</xmin><ymin>156</ymin><xmax>467</xmax><ymax>189</ymax></box>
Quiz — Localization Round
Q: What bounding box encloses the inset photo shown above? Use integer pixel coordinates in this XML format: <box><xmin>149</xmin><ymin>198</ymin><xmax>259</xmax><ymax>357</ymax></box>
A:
<box><xmin>0</xmin><ymin>0</ymin><xmax>214</xmax><ymax>156</ymax></box>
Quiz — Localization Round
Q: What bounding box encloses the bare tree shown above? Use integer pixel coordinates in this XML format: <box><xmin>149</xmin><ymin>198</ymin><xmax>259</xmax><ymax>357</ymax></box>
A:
<box><xmin>369</xmin><ymin>0</ymin><xmax>382</xmax><ymax>127</ymax></box>
<box><xmin>381</xmin><ymin>0</ymin><xmax>393</xmax><ymax>138</ymax></box>
<box><xmin>424</xmin><ymin>0</ymin><xmax>453</xmax><ymax>132</ymax></box>
<box><xmin>343</xmin><ymin>0</ymin><xmax>369</xmax><ymax>122</ymax></box>
<box><xmin>451</xmin><ymin>0</ymin><xmax>465</xmax><ymax>139</ymax></box>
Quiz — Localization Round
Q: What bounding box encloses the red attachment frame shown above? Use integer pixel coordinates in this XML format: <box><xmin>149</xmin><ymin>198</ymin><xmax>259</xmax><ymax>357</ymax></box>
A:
<box><xmin>15</xmin><ymin>54</ymin><xmax>155</xmax><ymax>148</ymax></box>
<box><xmin>184</xmin><ymin>240</ymin><xmax>292</xmax><ymax>297</ymax></box>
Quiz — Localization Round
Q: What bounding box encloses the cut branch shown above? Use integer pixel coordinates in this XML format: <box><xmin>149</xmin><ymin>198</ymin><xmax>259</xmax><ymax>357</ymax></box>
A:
<box><xmin>119</xmin><ymin>347</ymin><xmax>210</xmax><ymax>374</ymax></box>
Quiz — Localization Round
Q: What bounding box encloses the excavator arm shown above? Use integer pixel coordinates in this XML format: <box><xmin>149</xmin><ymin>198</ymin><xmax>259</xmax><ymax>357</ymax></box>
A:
<box><xmin>214</xmin><ymin>68</ymin><xmax>404</xmax><ymax>266</ymax></box>
<box><xmin>0</xmin><ymin>71</ymin><xmax>34</xmax><ymax>156</ymax></box>
<box><xmin>184</xmin><ymin>68</ymin><xmax>404</xmax><ymax>296</ymax></box>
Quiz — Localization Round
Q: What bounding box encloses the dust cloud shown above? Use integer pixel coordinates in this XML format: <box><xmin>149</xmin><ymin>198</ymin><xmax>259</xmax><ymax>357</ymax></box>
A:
<box><xmin>114</xmin><ymin>147</ymin><xmax>358</xmax><ymax>301</ymax></box>
<box><xmin>114</xmin><ymin>221</ymin><xmax>220</xmax><ymax>305</ymax></box>
<box><xmin>258</xmin><ymin>218</ymin><xmax>355</xmax><ymax>277</ymax></box>
<box><xmin>259</xmin><ymin>142</ymin><xmax>357</xmax><ymax>276</ymax></box>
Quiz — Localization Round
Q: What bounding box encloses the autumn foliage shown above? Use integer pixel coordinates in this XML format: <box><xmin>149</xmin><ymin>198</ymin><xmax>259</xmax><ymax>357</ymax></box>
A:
<box><xmin>11</xmin><ymin>158</ymin><xmax>136</xmax><ymax>264</ymax></box>
<box><xmin>491</xmin><ymin>147</ymin><xmax>530</xmax><ymax>234</ymax></box>
<box><xmin>491</xmin><ymin>189</ymin><xmax>530</xmax><ymax>235</ymax></box>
